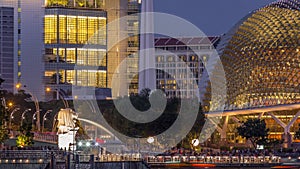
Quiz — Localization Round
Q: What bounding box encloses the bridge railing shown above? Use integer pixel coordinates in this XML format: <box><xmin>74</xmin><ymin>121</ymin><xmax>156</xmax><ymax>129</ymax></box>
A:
<box><xmin>33</xmin><ymin>132</ymin><xmax>58</xmax><ymax>143</ymax></box>
<box><xmin>0</xmin><ymin>150</ymin><xmax>51</xmax><ymax>162</ymax></box>
<box><xmin>146</xmin><ymin>155</ymin><xmax>281</xmax><ymax>164</ymax></box>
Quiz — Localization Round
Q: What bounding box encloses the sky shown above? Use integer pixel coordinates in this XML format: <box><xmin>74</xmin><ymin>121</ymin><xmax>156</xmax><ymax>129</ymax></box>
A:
<box><xmin>154</xmin><ymin>0</ymin><xmax>275</xmax><ymax>36</ymax></box>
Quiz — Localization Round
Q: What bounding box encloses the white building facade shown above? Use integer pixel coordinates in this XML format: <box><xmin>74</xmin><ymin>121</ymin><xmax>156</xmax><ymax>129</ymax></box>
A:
<box><xmin>154</xmin><ymin>37</ymin><xmax>220</xmax><ymax>99</ymax></box>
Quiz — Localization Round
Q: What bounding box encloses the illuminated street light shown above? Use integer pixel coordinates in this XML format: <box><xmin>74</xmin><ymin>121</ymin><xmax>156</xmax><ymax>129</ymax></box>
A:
<box><xmin>192</xmin><ymin>139</ymin><xmax>200</xmax><ymax>152</ymax></box>
<box><xmin>42</xmin><ymin>110</ymin><xmax>52</xmax><ymax>132</ymax></box>
<box><xmin>192</xmin><ymin>139</ymin><xmax>200</xmax><ymax>147</ymax></box>
<box><xmin>8</xmin><ymin>102</ymin><xmax>13</xmax><ymax>107</ymax></box>
<box><xmin>45</xmin><ymin>87</ymin><xmax>68</xmax><ymax>108</ymax></box>
<box><xmin>16</xmin><ymin>84</ymin><xmax>41</xmax><ymax>131</ymax></box>
<box><xmin>147</xmin><ymin>137</ymin><xmax>154</xmax><ymax>144</ymax></box>
<box><xmin>21</xmin><ymin>108</ymin><xmax>32</xmax><ymax>126</ymax></box>
<box><xmin>9</xmin><ymin>108</ymin><xmax>20</xmax><ymax>129</ymax></box>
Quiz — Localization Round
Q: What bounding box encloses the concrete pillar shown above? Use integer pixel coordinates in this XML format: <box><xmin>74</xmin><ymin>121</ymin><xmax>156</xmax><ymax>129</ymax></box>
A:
<box><xmin>282</xmin><ymin>132</ymin><xmax>292</xmax><ymax>148</ymax></box>
<box><xmin>208</xmin><ymin>116</ymin><xmax>229</xmax><ymax>144</ymax></box>
<box><xmin>268</xmin><ymin>111</ymin><xmax>300</xmax><ymax>148</ymax></box>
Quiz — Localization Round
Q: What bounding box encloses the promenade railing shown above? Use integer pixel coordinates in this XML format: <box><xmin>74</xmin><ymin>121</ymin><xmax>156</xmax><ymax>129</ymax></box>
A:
<box><xmin>146</xmin><ymin>155</ymin><xmax>281</xmax><ymax>164</ymax></box>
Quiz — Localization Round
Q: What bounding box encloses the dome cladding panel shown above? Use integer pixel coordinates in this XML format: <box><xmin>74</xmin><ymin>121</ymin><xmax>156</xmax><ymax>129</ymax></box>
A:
<box><xmin>202</xmin><ymin>0</ymin><xmax>300</xmax><ymax>111</ymax></box>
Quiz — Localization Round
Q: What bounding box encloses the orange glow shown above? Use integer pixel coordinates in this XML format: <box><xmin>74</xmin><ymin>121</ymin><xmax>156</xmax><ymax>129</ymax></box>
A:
<box><xmin>15</xmin><ymin>83</ymin><xmax>21</xmax><ymax>89</ymax></box>
<box><xmin>46</xmin><ymin>87</ymin><xmax>51</xmax><ymax>92</ymax></box>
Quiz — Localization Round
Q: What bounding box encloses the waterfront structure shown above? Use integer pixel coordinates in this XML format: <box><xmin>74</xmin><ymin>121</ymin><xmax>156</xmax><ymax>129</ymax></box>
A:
<box><xmin>201</xmin><ymin>0</ymin><xmax>300</xmax><ymax>147</ymax></box>
<box><xmin>154</xmin><ymin>37</ymin><xmax>220</xmax><ymax>99</ymax></box>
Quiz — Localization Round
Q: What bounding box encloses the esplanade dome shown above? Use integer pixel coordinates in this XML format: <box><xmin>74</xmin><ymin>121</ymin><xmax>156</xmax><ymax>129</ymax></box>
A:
<box><xmin>201</xmin><ymin>0</ymin><xmax>300</xmax><ymax>111</ymax></box>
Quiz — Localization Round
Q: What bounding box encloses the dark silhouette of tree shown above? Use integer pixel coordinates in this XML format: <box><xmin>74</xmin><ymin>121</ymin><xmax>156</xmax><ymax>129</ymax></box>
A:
<box><xmin>294</xmin><ymin>124</ymin><xmax>300</xmax><ymax>140</ymax></box>
<box><xmin>139</xmin><ymin>88</ymin><xmax>151</xmax><ymax>98</ymax></box>
<box><xmin>237</xmin><ymin>118</ymin><xmax>269</xmax><ymax>148</ymax></box>
<box><xmin>0</xmin><ymin>78</ymin><xmax>4</xmax><ymax>85</ymax></box>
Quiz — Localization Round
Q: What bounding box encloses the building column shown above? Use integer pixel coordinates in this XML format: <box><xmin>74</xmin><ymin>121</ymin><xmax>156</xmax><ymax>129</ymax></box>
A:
<box><xmin>208</xmin><ymin>116</ymin><xmax>229</xmax><ymax>144</ymax></box>
<box><xmin>267</xmin><ymin>111</ymin><xmax>300</xmax><ymax>148</ymax></box>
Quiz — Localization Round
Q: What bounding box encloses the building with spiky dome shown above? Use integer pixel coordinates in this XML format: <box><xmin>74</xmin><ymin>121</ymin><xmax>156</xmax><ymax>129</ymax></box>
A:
<box><xmin>200</xmin><ymin>0</ymin><xmax>300</xmax><ymax>147</ymax></box>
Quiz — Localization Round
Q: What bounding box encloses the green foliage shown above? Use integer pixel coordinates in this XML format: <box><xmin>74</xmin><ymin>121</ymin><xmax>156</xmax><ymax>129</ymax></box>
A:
<box><xmin>17</xmin><ymin>122</ymin><xmax>34</xmax><ymax>147</ymax></box>
<box><xmin>16</xmin><ymin>134</ymin><xmax>33</xmax><ymax>148</ymax></box>
<box><xmin>176</xmin><ymin>105</ymin><xmax>205</xmax><ymax>149</ymax></box>
<box><xmin>237</xmin><ymin>118</ymin><xmax>269</xmax><ymax>148</ymax></box>
<box><xmin>16</xmin><ymin>124</ymin><xmax>34</xmax><ymax>147</ymax></box>
<box><xmin>0</xmin><ymin>128</ymin><xmax>9</xmax><ymax>143</ymax></box>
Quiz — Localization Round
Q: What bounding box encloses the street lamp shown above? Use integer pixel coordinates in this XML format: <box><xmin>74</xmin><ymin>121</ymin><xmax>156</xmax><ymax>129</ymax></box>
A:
<box><xmin>46</xmin><ymin>87</ymin><xmax>69</xmax><ymax>108</ymax></box>
<box><xmin>16</xmin><ymin>84</ymin><xmax>41</xmax><ymax>131</ymax></box>
<box><xmin>9</xmin><ymin>107</ymin><xmax>20</xmax><ymax>129</ymax></box>
<box><xmin>21</xmin><ymin>108</ymin><xmax>32</xmax><ymax>126</ymax></box>
<box><xmin>42</xmin><ymin>110</ymin><xmax>52</xmax><ymax>132</ymax></box>
<box><xmin>147</xmin><ymin>136</ymin><xmax>155</xmax><ymax>155</ymax></box>
<box><xmin>191</xmin><ymin>139</ymin><xmax>200</xmax><ymax>152</ymax></box>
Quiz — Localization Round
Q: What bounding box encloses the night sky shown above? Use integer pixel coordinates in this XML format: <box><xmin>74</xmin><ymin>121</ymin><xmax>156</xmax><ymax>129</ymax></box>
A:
<box><xmin>154</xmin><ymin>0</ymin><xmax>275</xmax><ymax>36</ymax></box>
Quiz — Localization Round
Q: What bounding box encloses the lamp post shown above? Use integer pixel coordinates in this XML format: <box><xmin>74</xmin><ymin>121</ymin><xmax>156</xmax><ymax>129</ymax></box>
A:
<box><xmin>21</xmin><ymin>108</ymin><xmax>32</xmax><ymax>127</ymax></box>
<box><xmin>9</xmin><ymin>107</ymin><xmax>20</xmax><ymax>129</ymax></box>
<box><xmin>16</xmin><ymin>84</ymin><xmax>41</xmax><ymax>131</ymax></box>
<box><xmin>147</xmin><ymin>137</ymin><xmax>155</xmax><ymax>155</ymax></box>
<box><xmin>46</xmin><ymin>87</ymin><xmax>68</xmax><ymax>108</ymax></box>
<box><xmin>191</xmin><ymin>139</ymin><xmax>200</xmax><ymax>153</ymax></box>
<box><xmin>42</xmin><ymin>110</ymin><xmax>52</xmax><ymax>132</ymax></box>
<box><xmin>52</xmin><ymin>112</ymin><xmax>59</xmax><ymax>132</ymax></box>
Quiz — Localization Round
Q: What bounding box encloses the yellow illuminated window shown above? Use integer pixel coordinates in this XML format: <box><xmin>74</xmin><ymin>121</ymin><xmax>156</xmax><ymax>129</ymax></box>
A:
<box><xmin>78</xmin><ymin>17</ymin><xmax>87</xmax><ymax>44</ymax></box>
<box><xmin>67</xmin><ymin>16</ymin><xmax>76</xmax><ymax>44</ymax></box>
<box><xmin>44</xmin><ymin>15</ymin><xmax>57</xmax><ymax>44</ymax></box>
<box><xmin>66</xmin><ymin>48</ymin><xmax>76</xmax><ymax>63</ymax></box>
<box><xmin>59</xmin><ymin>15</ymin><xmax>67</xmax><ymax>43</ymax></box>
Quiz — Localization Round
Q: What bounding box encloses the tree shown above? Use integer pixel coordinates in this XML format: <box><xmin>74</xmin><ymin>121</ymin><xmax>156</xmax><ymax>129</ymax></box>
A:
<box><xmin>0</xmin><ymin>128</ymin><xmax>9</xmax><ymax>144</ymax></box>
<box><xmin>139</xmin><ymin>88</ymin><xmax>151</xmax><ymax>98</ymax></box>
<box><xmin>17</xmin><ymin>122</ymin><xmax>34</xmax><ymax>148</ymax></box>
<box><xmin>237</xmin><ymin>118</ymin><xmax>269</xmax><ymax>148</ymax></box>
<box><xmin>176</xmin><ymin>103</ymin><xmax>205</xmax><ymax>150</ymax></box>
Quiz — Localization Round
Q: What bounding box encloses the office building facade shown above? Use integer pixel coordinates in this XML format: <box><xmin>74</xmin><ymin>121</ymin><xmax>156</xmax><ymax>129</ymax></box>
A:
<box><xmin>0</xmin><ymin>0</ymin><xmax>20</xmax><ymax>93</ymax></box>
<box><xmin>154</xmin><ymin>37</ymin><xmax>220</xmax><ymax>99</ymax></box>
